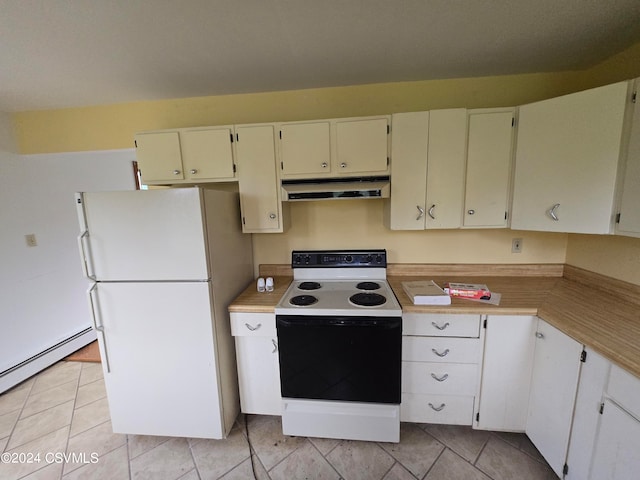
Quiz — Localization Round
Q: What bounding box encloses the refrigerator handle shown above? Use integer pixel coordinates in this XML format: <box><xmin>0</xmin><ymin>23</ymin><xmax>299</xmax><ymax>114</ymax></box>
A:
<box><xmin>77</xmin><ymin>230</ymin><xmax>96</xmax><ymax>280</ymax></box>
<box><xmin>87</xmin><ymin>283</ymin><xmax>111</xmax><ymax>373</ymax></box>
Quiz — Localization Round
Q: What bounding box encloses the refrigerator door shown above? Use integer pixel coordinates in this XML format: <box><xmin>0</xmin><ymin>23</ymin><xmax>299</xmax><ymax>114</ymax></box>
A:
<box><xmin>78</xmin><ymin>188</ymin><xmax>208</xmax><ymax>281</ymax></box>
<box><xmin>89</xmin><ymin>281</ymin><xmax>226</xmax><ymax>438</ymax></box>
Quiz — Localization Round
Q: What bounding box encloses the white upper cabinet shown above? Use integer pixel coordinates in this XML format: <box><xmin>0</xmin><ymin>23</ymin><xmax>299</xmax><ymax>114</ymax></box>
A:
<box><xmin>134</xmin><ymin>131</ymin><xmax>183</xmax><ymax>183</ymax></box>
<box><xmin>279</xmin><ymin>116</ymin><xmax>390</xmax><ymax>179</ymax></box>
<box><xmin>463</xmin><ymin>108</ymin><xmax>515</xmax><ymax>228</ymax></box>
<box><xmin>235</xmin><ymin>124</ymin><xmax>288</xmax><ymax>233</ymax></box>
<box><xmin>180</xmin><ymin>127</ymin><xmax>235</xmax><ymax>180</ymax></box>
<box><xmin>135</xmin><ymin>127</ymin><xmax>235</xmax><ymax>185</ymax></box>
<box><xmin>385</xmin><ymin>109</ymin><xmax>466</xmax><ymax>230</ymax></box>
<box><xmin>333</xmin><ymin>117</ymin><xmax>389</xmax><ymax>175</ymax></box>
<box><xmin>427</xmin><ymin>110</ymin><xmax>467</xmax><ymax>229</ymax></box>
<box><xmin>279</xmin><ymin>121</ymin><xmax>331</xmax><ymax>176</ymax></box>
<box><xmin>511</xmin><ymin>81</ymin><xmax>631</xmax><ymax>234</ymax></box>
<box><xmin>616</xmin><ymin>78</ymin><xmax>640</xmax><ymax>237</ymax></box>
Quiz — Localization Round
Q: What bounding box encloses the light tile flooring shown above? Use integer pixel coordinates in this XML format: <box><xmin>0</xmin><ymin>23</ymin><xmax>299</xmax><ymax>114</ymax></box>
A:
<box><xmin>0</xmin><ymin>361</ymin><xmax>558</xmax><ymax>480</ymax></box>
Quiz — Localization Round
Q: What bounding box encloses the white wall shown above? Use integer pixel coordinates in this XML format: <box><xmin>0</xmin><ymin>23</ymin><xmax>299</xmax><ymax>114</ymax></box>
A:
<box><xmin>0</xmin><ymin>149</ymin><xmax>136</xmax><ymax>372</ymax></box>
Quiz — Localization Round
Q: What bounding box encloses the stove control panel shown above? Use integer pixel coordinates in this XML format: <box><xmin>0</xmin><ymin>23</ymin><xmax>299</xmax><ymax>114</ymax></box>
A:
<box><xmin>292</xmin><ymin>249</ymin><xmax>387</xmax><ymax>268</ymax></box>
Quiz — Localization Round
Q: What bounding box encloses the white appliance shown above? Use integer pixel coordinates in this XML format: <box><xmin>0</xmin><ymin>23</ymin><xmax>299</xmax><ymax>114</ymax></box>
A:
<box><xmin>275</xmin><ymin>250</ymin><xmax>402</xmax><ymax>442</ymax></box>
<box><xmin>76</xmin><ymin>187</ymin><xmax>253</xmax><ymax>439</ymax></box>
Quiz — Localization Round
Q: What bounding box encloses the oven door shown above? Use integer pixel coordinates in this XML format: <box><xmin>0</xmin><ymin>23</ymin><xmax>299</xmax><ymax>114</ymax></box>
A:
<box><xmin>276</xmin><ymin>315</ymin><xmax>401</xmax><ymax>404</ymax></box>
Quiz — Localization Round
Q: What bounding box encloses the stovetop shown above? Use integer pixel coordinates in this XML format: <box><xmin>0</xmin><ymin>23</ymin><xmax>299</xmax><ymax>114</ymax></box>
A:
<box><xmin>274</xmin><ymin>249</ymin><xmax>402</xmax><ymax>317</ymax></box>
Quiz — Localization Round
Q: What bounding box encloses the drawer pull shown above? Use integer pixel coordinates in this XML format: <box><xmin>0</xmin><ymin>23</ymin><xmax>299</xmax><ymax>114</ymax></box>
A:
<box><xmin>432</xmin><ymin>348</ymin><xmax>450</xmax><ymax>357</ymax></box>
<box><xmin>271</xmin><ymin>338</ymin><xmax>278</xmax><ymax>353</ymax></box>
<box><xmin>431</xmin><ymin>373</ymin><xmax>449</xmax><ymax>382</ymax></box>
<box><xmin>431</xmin><ymin>321</ymin><xmax>450</xmax><ymax>331</ymax></box>
<box><xmin>245</xmin><ymin>323</ymin><xmax>262</xmax><ymax>331</ymax></box>
<box><xmin>428</xmin><ymin>402</ymin><xmax>446</xmax><ymax>412</ymax></box>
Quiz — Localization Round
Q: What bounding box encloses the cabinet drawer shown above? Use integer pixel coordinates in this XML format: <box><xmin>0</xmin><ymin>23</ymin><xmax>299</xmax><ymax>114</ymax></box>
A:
<box><xmin>402</xmin><ymin>362</ymin><xmax>477</xmax><ymax>395</ymax></box>
<box><xmin>401</xmin><ymin>393</ymin><xmax>474</xmax><ymax>425</ymax></box>
<box><xmin>402</xmin><ymin>336</ymin><xmax>480</xmax><ymax>363</ymax></box>
<box><xmin>608</xmin><ymin>365</ymin><xmax>640</xmax><ymax>419</ymax></box>
<box><xmin>403</xmin><ymin>314</ymin><xmax>480</xmax><ymax>338</ymax></box>
<box><xmin>230</xmin><ymin>312</ymin><xmax>276</xmax><ymax>337</ymax></box>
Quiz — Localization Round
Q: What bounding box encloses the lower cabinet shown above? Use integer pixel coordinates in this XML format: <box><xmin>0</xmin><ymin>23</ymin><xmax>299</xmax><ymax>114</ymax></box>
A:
<box><xmin>526</xmin><ymin>318</ymin><xmax>583</xmax><ymax>479</ymax></box>
<box><xmin>565</xmin><ymin>347</ymin><xmax>611</xmax><ymax>480</ymax></box>
<box><xmin>229</xmin><ymin>312</ymin><xmax>281</xmax><ymax>415</ymax></box>
<box><xmin>589</xmin><ymin>364</ymin><xmax>640</xmax><ymax>479</ymax></box>
<box><xmin>476</xmin><ymin>315</ymin><xmax>537</xmax><ymax>432</ymax></box>
<box><xmin>400</xmin><ymin>314</ymin><xmax>481</xmax><ymax>425</ymax></box>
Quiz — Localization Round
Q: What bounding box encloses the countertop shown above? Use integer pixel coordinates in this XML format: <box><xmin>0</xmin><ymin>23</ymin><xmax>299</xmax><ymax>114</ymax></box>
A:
<box><xmin>228</xmin><ymin>265</ymin><xmax>640</xmax><ymax>378</ymax></box>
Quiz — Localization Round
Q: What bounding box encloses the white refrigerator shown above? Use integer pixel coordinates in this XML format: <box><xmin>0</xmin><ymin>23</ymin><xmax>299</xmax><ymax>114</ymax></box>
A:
<box><xmin>76</xmin><ymin>187</ymin><xmax>253</xmax><ymax>439</ymax></box>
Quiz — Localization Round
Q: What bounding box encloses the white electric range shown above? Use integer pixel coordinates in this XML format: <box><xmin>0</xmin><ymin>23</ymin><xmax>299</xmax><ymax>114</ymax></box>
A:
<box><xmin>274</xmin><ymin>249</ymin><xmax>402</xmax><ymax>443</ymax></box>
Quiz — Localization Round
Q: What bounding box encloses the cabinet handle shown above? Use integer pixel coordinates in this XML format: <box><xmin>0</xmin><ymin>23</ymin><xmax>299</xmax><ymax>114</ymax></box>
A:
<box><xmin>321</xmin><ymin>162</ymin><xmax>328</xmax><ymax>168</ymax></box>
<box><xmin>173</xmin><ymin>169</ymin><xmax>181</xmax><ymax>175</ymax></box>
<box><xmin>431</xmin><ymin>321</ymin><xmax>450</xmax><ymax>330</ymax></box>
<box><xmin>432</xmin><ymin>348</ymin><xmax>450</xmax><ymax>357</ymax></box>
<box><xmin>467</xmin><ymin>209</ymin><xmax>475</xmax><ymax>215</ymax></box>
<box><xmin>272</xmin><ymin>338</ymin><xmax>278</xmax><ymax>353</ymax></box>
<box><xmin>245</xmin><ymin>323</ymin><xmax>262</xmax><ymax>331</ymax></box>
<box><xmin>428</xmin><ymin>204</ymin><xmax>436</xmax><ymax>220</ymax></box>
<box><xmin>428</xmin><ymin>403</ymin><xmax>446</xmax><ymax>412</ymax></box>
<box><xmin>547</xmin><ymin>203</ymin><xmax>560</xmax><ymax>221</ymax></box>
<box><xmin>340</xmin><ymin>162</ymin><xmax>347</xmax><ymax>168</ymax></box>
<box><xmin>535</xmin><ymin>332</ymin><xmax>544</xmax><ymax>339</ymax></box>
<box><xmin>416</xmin><ymin>205</ymin><xmax>425</xmax><ymax>220</ymax></box>
<box><xmin>431</xmin><ymin>373</ymin><xmax>449</xmax><ymax>382</ymax></box>
<box><xmin>269</xmin><ymin>213</ymin><xmax>277</xmax><ymax>220</ymax></box>
<box><xmin>189</xmin><ymin>169</ymin><xmax>198</xmax><ymax>174</ymax></box>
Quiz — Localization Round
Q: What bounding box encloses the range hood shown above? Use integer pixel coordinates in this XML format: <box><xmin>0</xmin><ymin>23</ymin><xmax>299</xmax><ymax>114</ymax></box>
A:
<box><xmin>281</xmin><ymin>176</ymin><xmax>390</xmax><ymax>201</ymax></box>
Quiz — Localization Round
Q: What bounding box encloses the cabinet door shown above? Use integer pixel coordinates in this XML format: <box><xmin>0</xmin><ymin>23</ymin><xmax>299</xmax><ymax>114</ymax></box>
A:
<box><xmin>617</xmin><ymin>78</ymin><xmax>640</xmax><ymax>237</ymax></box>
<box><xmin>463</xmin><ymin>108</ymin><xmax>514</xmax><ymax>227</ymax></box>
<box><xmin>477</xmin><ymin>315</ymin><xmax>536</xmax><ymax>432</ymax></box>
<box><xmin>426</xmin><ymin>109</ymin><xmax>467</xmax><ymax>229</ymax></box>
<box><xmin>94</xmin><ymin>282</ymin><xmax>225</xmax><ymax>438</ymax></box>
<box><xmin>134</xmin><ymin>131</ymin><xmax>183</xmax><ymax>183</ymax></box>
<box><xmin>280</xmin><ymin>121</ymin><xmax>331</xmax><ymax>177</ymax></box>
<box><xmin>235</xmin><ymin>124</ymin><xmax>283</xmax><ymax>233</ymax></box>
<box><xmin>590</xmin><ymin>399</ymin><xmax>640</xmax><ymax>480</ymax></box>
<box><xmin>565</xmin><ymin>348</ymin><xmax>611</xmax><ymax>480</ymax></box>
<box><xmin>386</xmin><ymin>109</ymin><xmax>466</xmax><ymax>230</ymax></box>
<box><xmin>235</xmin><ymin>336</ymin><xmax>282</xmax><ymax>415</ymax></box>
<box><xmin>181</xmin><ymin>127</ymin><xmax>235</xmax><ymax>181</ymax></box>
<box><xmin>512</xmin><ymin>81</ymin><xmax>629</xmax><ymax>233</ymax></box>
<box><xmin>526</xmin><ymin>318</ymin><xmax>583</xmax><ymax>478</ymax></box>
<box><xmin>334</xmin><ymin>117</ymin><xmax>389</xmax><ymax>175</ymax></box>
<box><xmin>387</xmin><ymin>111</ymin><xmax>429</xmax><ymax>230</ymax></box>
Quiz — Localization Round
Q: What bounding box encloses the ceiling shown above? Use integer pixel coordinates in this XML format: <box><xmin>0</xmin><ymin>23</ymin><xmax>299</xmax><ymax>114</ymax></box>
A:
<box><xmin>2</xmin><ymin>0</ymin><xmax>640</xmax><ymax>113</ymax></box>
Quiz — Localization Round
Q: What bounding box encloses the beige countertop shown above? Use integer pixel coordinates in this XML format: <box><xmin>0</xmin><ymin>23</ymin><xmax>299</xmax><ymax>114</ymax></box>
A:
<box><xmin>228</xmin><ymin>265</ymin><xmax>640</xmax><ymax>378</ymax></box>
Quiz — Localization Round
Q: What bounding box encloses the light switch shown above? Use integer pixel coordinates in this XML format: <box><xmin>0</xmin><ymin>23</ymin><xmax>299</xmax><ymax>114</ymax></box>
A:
<box><xmin>25</xmin><ymin>234</ymin><xmax>37</xmax><ymax>247</ymax></box>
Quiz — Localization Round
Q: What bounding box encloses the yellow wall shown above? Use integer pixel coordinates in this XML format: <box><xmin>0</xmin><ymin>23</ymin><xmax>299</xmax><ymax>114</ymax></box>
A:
<box><xmin>14</xmin><ymin>71</ymin><xmax>580</xmax><ymax>155</ymax></box>
<box><xmin>10</xmin><ymin>40</ymin><xmax>640</xmax><ymax>282</ymax></box>
<box><xmin>254</xmin><ymin>201</ymin><xmax>568</xmax><ymax>266</ymax></box>
<box><xmin>566</xmin><ymin>234</ymin><xmax>640</xmax><ymax>285</ymax></box>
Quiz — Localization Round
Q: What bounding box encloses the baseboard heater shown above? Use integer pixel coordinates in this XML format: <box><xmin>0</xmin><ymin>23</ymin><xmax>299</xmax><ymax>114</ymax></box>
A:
<box><xmin>281</xmin><ymin>176</ymin><xmax>390</xmax><ymax>201</ymax></box>
<box><xmin>0</xmin><ymin>327</ymin><xmax>96</xmax><ymax>393</ymax></box>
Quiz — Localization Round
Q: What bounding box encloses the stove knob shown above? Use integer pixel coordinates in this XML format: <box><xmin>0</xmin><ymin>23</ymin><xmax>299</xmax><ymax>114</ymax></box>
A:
<box><xmin>375</xmin><ymin>255</ymin><xmax>383</xmax><ymax>263</ymax></box>
<box><xmin>364</xmin><ymin>255</ymin><xmax>373</xmax><ymax>263</ymax></box>
<box><xmin>304</xmin><ymin>255</ymin><xmax>311</xmax><ymax>265</ymax></box>
<box><xmin>345</xmin><ymin>255</ymin><xmax>353</xmax><ymax>263</ymax></box>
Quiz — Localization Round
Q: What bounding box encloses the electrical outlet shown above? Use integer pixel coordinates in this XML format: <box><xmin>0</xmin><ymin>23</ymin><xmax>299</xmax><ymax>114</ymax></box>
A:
<box><xmin>25</xmin><ymin>234</ymin><xmax>37</xmax><ymax>247</ymax></box>
<box><xmin>512</xmin><ymin>238</ymin><xmax>522</xmax><ymax>253</ymax></box>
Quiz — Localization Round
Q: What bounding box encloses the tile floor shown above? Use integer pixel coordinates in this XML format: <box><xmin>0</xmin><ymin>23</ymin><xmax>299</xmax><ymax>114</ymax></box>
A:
<box><xmin>0</xmin><ymin>360</ymin><xmax>558</xmax><ymax>480</ymax></box>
